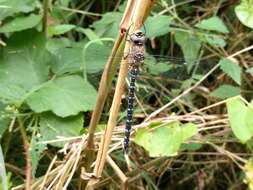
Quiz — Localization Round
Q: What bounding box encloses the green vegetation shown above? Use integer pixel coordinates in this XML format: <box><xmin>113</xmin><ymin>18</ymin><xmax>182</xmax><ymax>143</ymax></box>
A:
<box><xmin>0</xmin><ymin>0</ymin><xmax>253</xmax><ymax>189</ymax></box>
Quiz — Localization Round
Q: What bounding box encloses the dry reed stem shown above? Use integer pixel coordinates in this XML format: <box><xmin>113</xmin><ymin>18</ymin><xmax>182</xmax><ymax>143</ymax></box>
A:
<box><xmin>86</xmin><ymin>34</ymin><xmax>125</xmax><ymax>149</ymax></box>
<box><xmin>84</xmin><ymin>31</ymin><xmax>125</xmax><ymax>177</ymax></box>
<box><xmin>87</xmin><ymin>0</ymin><xmax>156</xmax><ymax>188</ymax></box>
<box><xmin>106</xmin><ymin>155</ymin><xmax>128</xmax><ymax>184</ymax></box>
<box><xmin>120</xmin><ymin>0</ymin><xmax>136</xmax><ymax>32</ymax></box>
<box><xmin>12</xmin><ymin>166</ymin><xmax>62</xmax><ymax>190</ymax></box>
<box><xmin>38</xmin><ymin>156</ymin><xmax>57</xmax><ymax>190</ymax></box>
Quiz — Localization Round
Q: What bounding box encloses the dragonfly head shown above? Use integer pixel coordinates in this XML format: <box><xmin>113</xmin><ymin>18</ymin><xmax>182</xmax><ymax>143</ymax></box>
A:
<box><xmin>130</xmin><ymin>30</ymin><xmax>146</xmax><ymax>46</ymax></box>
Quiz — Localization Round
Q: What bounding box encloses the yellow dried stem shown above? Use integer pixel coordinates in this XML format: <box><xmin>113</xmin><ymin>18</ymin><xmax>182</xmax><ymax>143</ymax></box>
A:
<box><xmin>87</xmin><ymin>0</ymin><xmax>156</xmax><ymax>188</ymax></box>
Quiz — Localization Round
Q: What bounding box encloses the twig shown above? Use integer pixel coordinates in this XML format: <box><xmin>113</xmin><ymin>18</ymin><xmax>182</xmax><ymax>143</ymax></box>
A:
<box><xmin>106</xmin><ymin>155</ymin><xmax>128</xmax><ymax>184</ymax></box>
<box><xmin>39</xmin><ymin>156</ymin><xmax>57</xmax><ymax>190</ymax></box>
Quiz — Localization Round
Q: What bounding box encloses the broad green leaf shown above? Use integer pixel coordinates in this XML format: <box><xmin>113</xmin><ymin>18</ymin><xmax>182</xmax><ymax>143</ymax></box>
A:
<box><xmin>246</xmin><ymin>67</ymin><xmax>253</xmax><ymax>74</ymax></box>
<box><xmin>226</xmin><ymin>97</ymin><xmax>253</xmax><ymax>143</ymax></box>
<box><xmin>144</xmin><ymin>56</ymin><xmax>173</xmax><ymax>75</ymax></box>
<box><xmin>92</xmin><ymin>12</ymin><xmax>122</xmax><ymax>38</ymax></box>
<box><xmin>246</xmin><ymin>110</ymin><xmax>253</xmax><ymax>137</ymax></box>
<box><xmin>199</xmin><ymin>33</ymin><xmax>226</xmax><ymax>47</ymax></box>
<box><xmin>47</xmin><ymin>24</ymin><xmax>75</xmax><ymax>37</ymax></box>
<box><xmin>181</xmin><ymin>143</ymin><xmax>202</xmax><ymax>151</ymax></box>
<box><xmin>26</xmin><ymin>75</ymin><xmax>97</xmax><ymax>117</ymax></box>
<box><xmin>0</xmin><ymin>0</ymin><xmax>38</xmax><ymax>20</ymax></box>
<box><xmin>175</xmin><ymin>31</ymin><xmax>201</xmax><ymax>70</ymax></box>
<box><xmin>0</xmin><ymin>30</ymin><xmax>50</xmax><ymax>103</ymax></box>
<box><xmin>235</xmin><ymin>0</ymin><xmax>253</xmax><ymax>29</ymax></box>
<box><xmin>76</xmin><ymin>28</ymin><xmax>99</xmax><ymax>41</ymax></box>
<box><xmin>145</xmin><ymin>15</ymin><xmax>173</xmax><ymax>38</ymax></box>
<box><xmin>220</xmin><ymin>58</ymin><xmax>241</xmax><ymax>85</ymax></box>
<box><xmin>46</xmin><ymin>38</ymin><xmax>73</xmax><ymax>54</ymax></box>
<box><xmin>195</xmin><ymin>16</ymin><xmax>229</xmax><ymax>33</ymax></box>
<box><xmin>134</xmin><ymin>122</ymin><xmax>198</xmax><ymax>157</ymax></box>
<box><xmin>51</xmin><ymin>47</ymin><xmax>83</xmax><ymax>75</ymax></box>
<box><xmin>0</xmin><ymin>83</ymin><xmax>27</xmax><ymax>104</ymax></box>
<box><xmin>83</xmin><ymin>40</ymin><xmax>113</xmax><ymax>73</ymax></box>
<box><xmin>30</xmin><ymin>133</ymin><xmax>46</xmax><ymax>177</ymax></box>
<box><xmin>0</xmin><ymin>14</ymin><xmax>42</xmax><ymax>33</ymax></box>
<box><xmin>145</xmin><ymin>61</ymin><xmax>173</xmax><ymax>75</ymax></box>
<box><xmin>0</xmin><ymin>103</ymin><xmax>9</xmax><ymax>138</ymax></box>
<box><xmin>181</xmin><ymin>123</ymin><xmax>198</xmax><ymax>140</ymax></box>
<box><xmin>39</xmin><ymin>112</ymin><xmax>83</xmax><ymax>147</ymax></box>
<box><xmin>210</xmin><ymin>85</ymin><xmax>240</xmax><ymax>99</ymax></box>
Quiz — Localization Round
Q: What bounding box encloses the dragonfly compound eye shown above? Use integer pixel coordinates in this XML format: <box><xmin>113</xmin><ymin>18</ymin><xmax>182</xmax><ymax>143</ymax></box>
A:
<box><xmin>130</xmin><ymin>31</ymin><xmax>146</xmax><ymax>45</ymax></box>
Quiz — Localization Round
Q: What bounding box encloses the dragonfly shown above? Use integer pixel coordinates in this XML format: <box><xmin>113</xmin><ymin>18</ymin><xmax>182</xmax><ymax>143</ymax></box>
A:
<box><xmin>84</xmin><ymin>32</ymin><xmax>216</xmax><ymax>154</ymax></box>
<box><xmin>121</xmin><ymin>30</ymin><xmax>217</xmax><ymax>155</ymax></box>
<box><xmin>123</xmin><ymin>30</ymin><xmax>146</xmax><ymax>154</ymax></box>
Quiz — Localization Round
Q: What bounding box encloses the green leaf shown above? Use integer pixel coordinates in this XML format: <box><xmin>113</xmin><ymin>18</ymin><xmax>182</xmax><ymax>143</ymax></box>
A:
<box><xmin>195</xmin><ymin>16</ymin><xmax>229</xmax><ymax>33</ymax></box>
<box><xmin>92</xmin><ymin>12</ymin><xmax>122</xmax><ymax>38</ymax></box>
<box><xmin>181</xmin><ymin>143</ymin><xmax>202</xmax><ymax>151</ymax></box>
<box><xmin>0</xmin><ymin>30</ymin><xmax>50</xmax><ymax>103</ymax></box>
<box><xmin>145</xmin><ymin>15</ymin><xmax>173</xmax><ymax>38</ymax></box>
<box><xmin>0</xmin><ymin>103</ymin><xmax>9</xmax><ymax>138</ymax></box>
<box><xmin>235</xmin><ymin>0</ymin><xmax>253</xmax><ymax>29</ymax></box>
<box><xmin>0</xmin><ymin>83</ymin><xmax>27</xmax><ymax>104</ymax></box>
<box><xmin>76</xmin><ymin>28</ymin><xmax>100</xmax><ymax>41</ymax></box>
<box><xmin>47</xmin><ymin>24</ymin><xmax>76</xmax><ymax>37</ymax></box>
<box><xmin>246</xmin><ymin>67</ymin><xmax>253</xmax><ymax>74</ymax></box>
<box><xmin>0</xmin><ymin>14</ymin><xmax>42</xmax><ymax>33</ymax></box>
<box><xmin>40</xmin><ymin>112</ymin><xmax>83</xmax><ymax>147</ymax></box>
<box><xmin>0</xmin><ymin>0</ymin><xmax>38</xmax><ymax>20</ymax></box>
<box><xmin>220</xmin><ymin>58</ymin><xmax>241</xmax><ymax>85</ymax></box>
<box><xmin>144</xmin><ymin>56</ymin><xmax>173</xmax><ymax>75</ymax></box>
<box><xmin>134</xmin><ymin>122</ymin><xmax>197</xmax><ymax>157</ymax></box>
<box><xmin>181</xmin><ymin>123</ymin><xmax>198</xmax><ymax>140</ymax></box>
<box><xmin>226</xmin><ymin>97</ymin><xmax>253</xmax><ymax>143</ymax></box>
<box><xmin>46</xmin><ymin>38</ymin><xmax>73</xmax><ymax>54</ymax></box>
<box><xmin>210</xmin><ymin>85</ymin><xmax>240</xmax><ymax>99</ymax></box>
<box><xmin>83</xmin><ymin>40</ymin><xmax>113</xmax><ymax>73</ymax></box>
<box><xmin>175</xmin><ymin>31</ymin><xmax>202</xmax><ymax>69</ymax></box>
<box><xmin>30</xmin><ymin>133</ymin><xmax>46</xmax><ymax>177</ymax></box>
<box><xmin>26</xmin><ymin>75</ymin><xmax>97</xmax><ymax>117</ymax></box>
<box><xmin>51</xmin><ymin>47</ymin><xmax>83</xmax><ymax>75</ymax></box>
<box><xmin>199</xmin><ymin>33</ymin><xmax>226</xmax><ymax>47</ymax></box>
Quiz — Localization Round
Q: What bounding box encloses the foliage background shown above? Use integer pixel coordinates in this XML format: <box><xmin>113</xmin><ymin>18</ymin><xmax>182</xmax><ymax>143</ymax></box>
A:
<box><xmin>0</xmin><ymin>0</ymin><xmax>253</xmax><ymax>189</ymax></box>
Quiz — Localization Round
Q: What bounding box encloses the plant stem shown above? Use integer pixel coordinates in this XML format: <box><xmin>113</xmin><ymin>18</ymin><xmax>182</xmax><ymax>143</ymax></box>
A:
<box><xmin>42</xmin><ymin>0</ymin><xmax>49</xmax><ymax>36</ymax></box>
<box><xmin>17</xmin><ymin>115</ymin><xmax>31</xmax><ymax>190</ymax></box>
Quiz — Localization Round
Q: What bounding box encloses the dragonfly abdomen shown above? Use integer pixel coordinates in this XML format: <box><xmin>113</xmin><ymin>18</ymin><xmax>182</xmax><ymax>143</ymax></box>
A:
<box><xmin>124</xmin><ymin>30</ymin><xmax>145</xmax><ymax>155</ymax></box>
<box><xmin>124</xmin><ymin>66</ymin><xmax>139</xmax><ymax>154</ymax></box>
